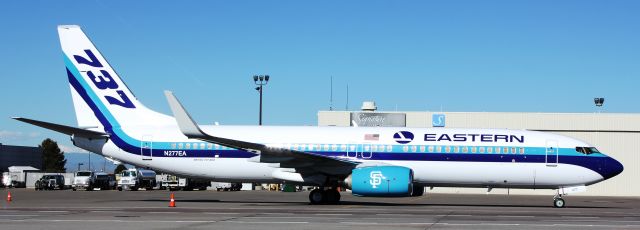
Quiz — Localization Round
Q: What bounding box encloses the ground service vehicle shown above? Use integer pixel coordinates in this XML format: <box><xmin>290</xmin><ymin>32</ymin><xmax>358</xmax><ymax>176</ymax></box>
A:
<box><xmin>162</xmin><ymin>175</ymin><xmax>210</xmax><ymax>191</ymax></box>
<box><xmin>72</xmin><ymin>171</ymin><xmax>94</xmax><ymax>191</ymax></box>
<box><xmin>93</xmin><ymin>172</ymin><xmax>116</xmax><ymax>190</ymax></box>
<box><xmin>35</xmin><ymin>175</ymin><xmax>65</xmax><ymax>190</ymax></box>
<box><xmin>117</xmin><ymin>169</ymin><xmax>156</xmax><ymax>191</ymax></box>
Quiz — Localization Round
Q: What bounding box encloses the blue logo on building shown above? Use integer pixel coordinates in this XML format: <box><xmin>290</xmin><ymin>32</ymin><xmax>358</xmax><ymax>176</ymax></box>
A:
<box><xmin>432</xmin><ymin>114</ymin><xmax>445</xmax><ymax>127</ymax></box>
<box><xmin>393</xmin><ymin>131</ymin><xmax>414</xmax><ymax>144</ymax></box>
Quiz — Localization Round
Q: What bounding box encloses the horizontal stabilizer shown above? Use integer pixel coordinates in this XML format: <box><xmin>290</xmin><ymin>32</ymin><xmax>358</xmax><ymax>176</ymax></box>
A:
<box><xmin>13</xmin><ymin>117</ymin><xmax>108</xmax><ymax>138</ymax></box>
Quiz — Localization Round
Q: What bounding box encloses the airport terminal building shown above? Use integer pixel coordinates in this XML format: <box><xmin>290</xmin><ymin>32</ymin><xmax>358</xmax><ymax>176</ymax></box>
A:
<box><xmin>318</xmin><ymin>104</ymin><xmax>639</xmax><ymax>197</ymax></box>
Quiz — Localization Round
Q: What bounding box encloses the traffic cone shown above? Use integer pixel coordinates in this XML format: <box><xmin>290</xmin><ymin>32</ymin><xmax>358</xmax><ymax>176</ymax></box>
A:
<box><xmin>6</xmin><ymin>191</ymin><xmax>11</xmax><ymax>202</ymax></box>
<box><xmin>169</xmin><ymin>193</ymin><xmax>176</xmax><ymax>207</ymax></box>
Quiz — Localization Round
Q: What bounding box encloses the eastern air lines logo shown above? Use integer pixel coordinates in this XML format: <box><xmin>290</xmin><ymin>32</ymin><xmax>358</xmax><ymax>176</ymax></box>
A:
<box><xmin>393</xmin><ymin>131</ymin><xmax>414</xmax><ymax>144</ymax></box>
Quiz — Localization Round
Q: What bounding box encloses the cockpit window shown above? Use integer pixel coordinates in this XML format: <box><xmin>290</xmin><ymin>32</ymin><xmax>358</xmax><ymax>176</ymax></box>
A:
<box><xmin>576</xmin><ymin>147</ymin><xmax>600</xmax><ymax>155</ymax></box>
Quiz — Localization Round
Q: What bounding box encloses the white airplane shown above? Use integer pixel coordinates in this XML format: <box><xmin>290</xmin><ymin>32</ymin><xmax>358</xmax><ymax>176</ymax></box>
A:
<box><xmin>15</xmin><ymin>25</ymin><xmax>623</xmax><ymax>208</ymax></box>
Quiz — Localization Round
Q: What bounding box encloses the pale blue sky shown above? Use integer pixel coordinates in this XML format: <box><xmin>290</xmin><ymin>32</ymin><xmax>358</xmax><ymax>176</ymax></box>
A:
<box><xmin>1</xmin><ymin>1</ymin><xmax>639</xmax><ymax>151</ymax></box>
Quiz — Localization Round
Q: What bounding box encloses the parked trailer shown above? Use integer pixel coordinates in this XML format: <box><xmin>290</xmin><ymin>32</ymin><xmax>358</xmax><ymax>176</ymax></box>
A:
<box><xmin>161</xmin><ymin>174</ymin><xmax>210</xmax><ymax>191</ymax></box>
<box><xmin>4</xmin><ymin>166</ymin><xmax>40</xmax><ymax>188</ymax></box>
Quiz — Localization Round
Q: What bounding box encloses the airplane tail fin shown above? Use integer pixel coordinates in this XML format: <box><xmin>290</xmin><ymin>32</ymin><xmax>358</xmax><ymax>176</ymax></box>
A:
<box><xmin>58</xmin><ymin>25</ymin><xmax>172</xmax><ymax>129</ymax></box>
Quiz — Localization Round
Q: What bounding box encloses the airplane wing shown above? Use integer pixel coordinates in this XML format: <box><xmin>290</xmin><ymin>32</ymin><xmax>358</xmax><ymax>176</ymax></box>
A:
<box><xmin>13</xmin><ymin>117</ymin><xmax>108</xmax><ymax>138</ymax></box>
<box><xmin>164</xmin><ymin>91</ymin><xmax>358</xmax><ymax>177</ymax></box>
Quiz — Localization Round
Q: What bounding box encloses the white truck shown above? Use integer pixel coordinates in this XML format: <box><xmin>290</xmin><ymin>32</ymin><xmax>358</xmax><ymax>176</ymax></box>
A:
<box><xmin>117</xmin><ymin>168</ymin><xmax>156</xmax><ymax>191</ymax></box>
<box><xmin>72</xmin><ymin>171</ymin><xmax>95</xmax><ymax>191</ymax></box>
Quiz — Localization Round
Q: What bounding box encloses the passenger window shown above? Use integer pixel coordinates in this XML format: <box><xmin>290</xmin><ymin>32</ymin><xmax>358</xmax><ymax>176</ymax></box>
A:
<box><xmin>420</xmin><ymin>146</ymin><xmax>425</xmax><ymax>152</ymax></box>
<box><xmin>503</xmin><ymin>147</ymin><xmax>509</xmax><ymax>154</ymax></box>
<box><xmin>445</xmin><ymin>146</ymin><xmax>451</xmax><ymax>153</ymax></box>
<box><xmin>471</xmin><ymin>147</ymin><xmax>477</xmax><ymax>153</ymax></box>
<box><xmin>436</xmin><ymin>146</ymin><xmax>442</xmax><ymax>152</ymax></box>
<box><xmin>177</xmin><ymin>143</ymin><xmax>183</xmax><ymax>149</ymax></box>
<box><xmin>214</xmin><ymin>144</ymin><xmax>219</xmax><ymax>150</ymax></box>
<box><xmin>332</xmin><ymin>145</ymin><xmax>338</xmax><ymax>151</ymax></box>
<box><xmin>340</xmin><ymin>144</ymin><xmax>346</xmax><ymax>151</ymax></box>
<box><xmin>185</xmin><ymin>143</ymin><xmax>191</xmax><ymax>149</ymax></box>
<box><xmin>479</xmin><ymin>147</ymin><xmax>485</xmax><ymax>153</ymax></box>
<box><xmin>462</xmin><ymin>147</ymin><xmax>468</xmax><ymax>153</ymax></box>
<box><xmin>207</xmin><ymin>144</ymin><xmax>213</xmax><ymax>149</ymax></box>
<box><xmin>171</xmin><ymin>143</ymin><xmax>176</xmax><ymax>149</ymax></box>
<box><xmin>387</xmin><ymin>145</ymin><xmax>393</xmax><ymax>152</ymax></box>
<box><xmin>200</xmin><ymin>143</ymin><xmax>206</xmax><ymax>149</ymax></box>
<box><xmin>411</xmin><ymin>146</ymin><xmax>417</xmax><ymax>152</ymax></box>
<box><xmin>324</xmin><ymin>144</ymin><xmax>329</xmax><ymax>151</ymax></box>
<box><xmin>519</xmin><ymin>147</ymin><xmax>525</xmax><ymax>154</ymax></box>
<box><xmin>403</xmin><ymin>146</ymin><xmax>409</xmax><ymax>152</ymax></box>
<box><xmin>495</xmin><ymin>147</ymin><xmax>500</xmax><ymax>154</ymax></box>
<box><xmin>454</xmin><ymin>146</ymin><xmax>460</xmax><ymax>153</ymax></box>
<box><xmin>428</xmin><ymin>146</ymin><xmax>434</xmax><ymax>152</ymax></box>
<box><xmin>487</xmin><ymin>147</ymin><xmax>493</xmax><ymax>153</ymax></box>
<box><xmin>511</xmin><ymin>147</ymin><xmax>516</xmax><ymax>154</ymax></box>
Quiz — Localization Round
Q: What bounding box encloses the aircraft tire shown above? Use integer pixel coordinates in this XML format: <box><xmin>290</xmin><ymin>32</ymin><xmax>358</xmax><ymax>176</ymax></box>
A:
<box><xmin>309</xmin><ymin>189</ymin><xmax>325</xmax><ymax>205</ymax></box>
<box><xmin>553</xmin><ymin>198</ymin><xmax>565</xmax><ymax>208</ymax></box>
<box><xmin>412</xmin><ymin>184</ymin><xmax>425</xmax><ymax>197</ymax></box>
<box><xmin>325</xmin><ymin>189</ymin><xmax>341</xmax><ymax>204</ymax></box>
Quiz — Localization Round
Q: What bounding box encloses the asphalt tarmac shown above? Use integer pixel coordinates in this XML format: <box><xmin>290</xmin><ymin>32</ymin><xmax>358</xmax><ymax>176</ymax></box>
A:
<box><xmin>1</xmin><ymin>188</ymin><xmax>639</xmax><ymax>230</ymax></box>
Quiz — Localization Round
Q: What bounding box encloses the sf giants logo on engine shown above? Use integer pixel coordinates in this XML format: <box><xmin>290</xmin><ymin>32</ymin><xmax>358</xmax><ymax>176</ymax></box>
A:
<box><xmin>369</xmin><ymin>171</ymin><xmax>386</xmax><ymax>189</ymax></box>
<box><xmin>73</xmin><ymin>49</ymin><xmax>135</xmax><ymax>108</ymax></box>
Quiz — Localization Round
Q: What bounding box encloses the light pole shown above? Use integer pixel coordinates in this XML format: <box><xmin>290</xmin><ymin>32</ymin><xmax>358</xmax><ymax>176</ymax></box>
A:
<box><xmin>594</xmin><ymin>97</ymin><xmax>604</xmax><ymax>113</ymax></box>
<box><xmin>77</xmin><ymin>163</ymin><xmax>84</xmax><ymax>171</ymax></box>
<box><xmin>253</xmin><ymin>75</ymin><xmax>270</xmax><ymax>125</ymax></box>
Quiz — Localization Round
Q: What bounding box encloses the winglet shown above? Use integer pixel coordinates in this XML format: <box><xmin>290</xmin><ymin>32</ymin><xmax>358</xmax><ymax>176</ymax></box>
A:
<box><xmin>164</xmin><ymin>91</ymin><xmax>205</xmax><ymax>137</ymax></box>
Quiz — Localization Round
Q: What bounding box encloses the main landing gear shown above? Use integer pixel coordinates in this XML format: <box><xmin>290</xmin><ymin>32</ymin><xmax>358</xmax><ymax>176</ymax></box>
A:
<box><xmin>309</xmin><ymin>188</ymin><xmax>341</xmax><ymax>205</ymax></box>
<box><xmin>553</xmin><ymin>192</ymin><xmax>566</xmax><ymax>208</ymax></box>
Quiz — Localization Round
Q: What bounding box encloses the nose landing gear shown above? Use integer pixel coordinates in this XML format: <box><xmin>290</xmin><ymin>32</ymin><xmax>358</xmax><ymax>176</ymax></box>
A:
<box><xmin>553</xmin><ymin>192</ymin><xmax>566</xmax><ymax>208</ymax></box>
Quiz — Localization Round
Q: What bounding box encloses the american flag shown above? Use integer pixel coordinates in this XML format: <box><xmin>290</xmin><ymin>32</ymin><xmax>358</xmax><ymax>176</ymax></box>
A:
<box><xmin>364</xmin><ymin>134</ymin><xmax>380</xmax><ymax>141</ymax></box>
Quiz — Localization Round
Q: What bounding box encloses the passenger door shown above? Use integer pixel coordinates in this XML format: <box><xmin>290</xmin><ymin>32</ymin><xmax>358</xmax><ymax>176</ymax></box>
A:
<box><xmin>141</xmin><ymin>135</ymin><xmax>153</xmax><ymax>161</ymax></box>
<box><xmin>545</xmin><ymin>140</ymin><xmax>558</xmax><ymax>166</ymax></box>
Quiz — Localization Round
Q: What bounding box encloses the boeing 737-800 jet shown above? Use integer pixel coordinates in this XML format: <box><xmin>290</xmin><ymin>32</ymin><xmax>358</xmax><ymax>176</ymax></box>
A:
<box><xmin>15</xmin><ymin>25</ymin><xmax>623</xmax><ymax>208</ymax></box>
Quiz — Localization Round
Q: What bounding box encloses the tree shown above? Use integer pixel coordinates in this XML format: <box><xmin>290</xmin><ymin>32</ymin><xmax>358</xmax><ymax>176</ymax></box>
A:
<box><xmin>40</xmin><ymin>138</ymin><xmax>67</xmax><ymax>173</ymax></box>
<box><xmin>114</xmin><ymin>164</ymin><xmax>127</xmax><ymax>175</ymax></box>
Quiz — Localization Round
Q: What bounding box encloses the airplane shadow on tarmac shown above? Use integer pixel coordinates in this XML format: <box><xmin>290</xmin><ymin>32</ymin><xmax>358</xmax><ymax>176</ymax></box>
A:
<box><xmin>136</xmin><ymin>199</ymin><xmax>613</xmax><ymax>209</ymax></box>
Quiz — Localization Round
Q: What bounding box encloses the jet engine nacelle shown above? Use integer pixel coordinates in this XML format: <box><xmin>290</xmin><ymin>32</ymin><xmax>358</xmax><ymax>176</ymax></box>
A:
<box><xmin>344</xmin><ymin>166</ymin><xmax>413</xmax><ymax>197</ymax></box>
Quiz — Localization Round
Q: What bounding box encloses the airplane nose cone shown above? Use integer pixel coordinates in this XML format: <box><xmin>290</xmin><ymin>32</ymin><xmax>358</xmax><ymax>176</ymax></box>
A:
<box><xmin>603</xmin><ymin>156</ymin><xmax>624</xmax><ymax>179</ymax></box>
